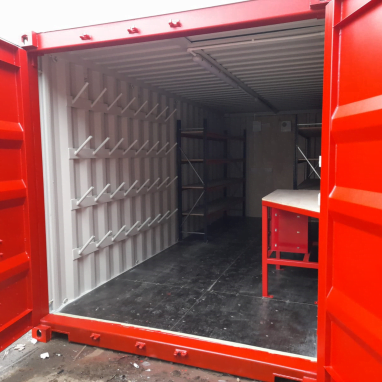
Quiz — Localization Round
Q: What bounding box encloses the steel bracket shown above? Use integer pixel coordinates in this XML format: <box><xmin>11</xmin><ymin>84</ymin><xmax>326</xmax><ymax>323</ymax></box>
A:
<box><xmin>32</xmin><ymin>325</ymin><xmax>52</xmax><ymax>343</ymax></box>
<box><xmin>169</xmin><ymin>19</ymin><xmax>181</xmax><ymax>27</ymax></box>
<box><xmin>127</xmin><ymin>26</ymin><xmax>139</xmax><ymax>34</ymax></box>
<box><xmin>21</xmin><ymin>31</ymin><xmax>38</xmax><ymax>49</ymax></box>
<box><xmin>90</xmin><ymin>333</ymin><xmax>101</xmax><ymax>341</ymax></box>
<box><xmin>135</xmin><ymin>341</ymin><xmax>146</xmax><ymax>350</ymax></box>
<box><xmin>80</xmin><ymin>34</ymin><xmax>92</xmax><ymax>40</ymax></box>
<box><xmin>174</xmin><ymin>349</ymin><xmax>188</xmax><ymax>357</ymax></box>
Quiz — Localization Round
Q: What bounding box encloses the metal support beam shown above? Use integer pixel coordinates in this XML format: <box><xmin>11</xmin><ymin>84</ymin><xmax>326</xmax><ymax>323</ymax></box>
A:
<box><xmin>242</xmin><ymin>129</ymin><xmax>247</xmax><ymax>216</ymax></box>
<box><xmin>203</xmin><ymin>119</ymin><xmax>209</xmax><ymax>241</ymax></box>
<box><xmin>191</xmin><ymin>52</ymin><xmax>278</xmax><ymax>114</ymax></box>
<box><xmin>30</xmin><ymin>0</ymin><xmax>325</xmax><ymax>54</ymax></box>
<box><xmin>176</xmin><ymin>120</ymin><xmax>183</xmax><ymax>241</ymax></box>
<box><xmin>293</xmin><ymin>114</ymin><xmax>298</xmax><ymax>189</ymax></box>
<box><xmin>34</xmin><ymin>313</ymin><xmax>317</xmax><ymax>382</ymax></box>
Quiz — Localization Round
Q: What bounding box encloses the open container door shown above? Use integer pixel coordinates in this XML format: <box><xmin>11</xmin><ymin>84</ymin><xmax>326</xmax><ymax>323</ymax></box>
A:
<box><xmin>319</xmin><ymin>0</ymin><xmax>382</xmax><ymax>380</ymax></box>
<box><xmin>0</xmin><ymin>39</ymin><xmax>49</xmax><ymax>352</ymax></box>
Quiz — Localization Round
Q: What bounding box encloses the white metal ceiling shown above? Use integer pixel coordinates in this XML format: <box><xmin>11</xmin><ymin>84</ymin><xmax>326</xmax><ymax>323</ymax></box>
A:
<box><xmin>66</xmin><ymin>19</ymin><xmax>325</xmax><ymax>114</ymax></box>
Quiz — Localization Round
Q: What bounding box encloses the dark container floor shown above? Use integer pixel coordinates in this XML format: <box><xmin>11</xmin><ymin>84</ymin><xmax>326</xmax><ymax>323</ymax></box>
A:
<box><xmin>61</xmin><ymin>217</ymin><xmax>318</xmax><ymax>358</ymax></box>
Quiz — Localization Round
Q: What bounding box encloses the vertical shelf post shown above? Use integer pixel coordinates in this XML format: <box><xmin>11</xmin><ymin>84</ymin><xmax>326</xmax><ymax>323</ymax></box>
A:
<box><xmin>306</xmin><ymin>135</ymin><xmax>311</xmax><ymax>181</ymax></box>
<box><xmin>242</xmin><ymin>129</ymin><xmax>247</xmax><ymax>217</ymax></box>
<box><xmin>223</xmin><ymin>130</ymin><xmax>228</xmax><ymax>218</ymax></box>
<box><xmin>203</xmin><ymin>119</ymin><xmax>208</xmax><ymax>242</ymax></box>
<box><xmin>176</xmin><ymin>120</ymin><xmax>183</xmax><ymax>241</ymax></box>
<box><xmin>293</xmin><ymin>114</ymin><xmax>298</xmax><ymax>190</ymax></box>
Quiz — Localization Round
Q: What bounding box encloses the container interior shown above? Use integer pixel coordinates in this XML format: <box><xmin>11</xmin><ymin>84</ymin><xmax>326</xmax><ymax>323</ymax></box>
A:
<box><xmin>38</xmin><ymin>17</ymin><xmax>323</xmax><ymax>359</ymax></box>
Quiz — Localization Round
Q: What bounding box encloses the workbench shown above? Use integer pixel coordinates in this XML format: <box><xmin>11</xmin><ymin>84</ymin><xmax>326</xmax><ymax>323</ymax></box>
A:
<box><xmin>262</xmin><ymin>189</ymin><xmax>320</xmax><ymax>298</ymax></box>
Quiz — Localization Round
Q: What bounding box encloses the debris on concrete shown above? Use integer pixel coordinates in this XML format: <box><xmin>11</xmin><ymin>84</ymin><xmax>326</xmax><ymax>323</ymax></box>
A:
<box><xmin>30</xmin><ymin>338</ymin><xmax>38</xmax><ymax>345</ymax></box>
<box><xmin>171</xmin><ymin>370</ymin><xmax>181</xmax><ymax>377</ymax></box>
<box><xmin>133</xmin><ymin>362</ymin><xmax>139</xmax><ymax>368</ymax></box>
<box><xmin>73</xmin><ymin>344</ymin><xmax>86</xmax><ymax>361</ymax></box>
<box><xmin>14</xmin><ymin>344</ymin><xmax>25</xmax><ymax>351</ymax></box>
<box><xmin>142</xmin><ymin>361</ymin><xmax>151</xmax><ymax>367</ymax></box>
<box><xmin>40</xmin><ymin>352</ymin><xmax>49</xmax><ymax>359</ymax></box>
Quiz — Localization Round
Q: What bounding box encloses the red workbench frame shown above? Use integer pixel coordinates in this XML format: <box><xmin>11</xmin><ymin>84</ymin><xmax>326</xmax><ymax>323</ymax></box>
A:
<box><xmin>262</xmin><ymin>200</ymin><xmax>319</xmax><ymax>299</ymax></box>
<box><xmin>17</xmin><ymin>1</ymin><xmax>329</xmax><ymax>381</ymax></box>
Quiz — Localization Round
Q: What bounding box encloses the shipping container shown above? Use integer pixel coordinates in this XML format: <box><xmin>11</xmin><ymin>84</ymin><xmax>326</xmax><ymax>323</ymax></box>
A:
<box><xmin>1</xmin><ymin>0</ymin><xmax>381</xmax><ymax>381</ymax></box>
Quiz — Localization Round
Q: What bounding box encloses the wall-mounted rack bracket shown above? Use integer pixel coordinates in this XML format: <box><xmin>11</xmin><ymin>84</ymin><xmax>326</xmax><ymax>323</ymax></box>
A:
<box><xmin>72</xmin><ymin>208</ymin><xmax>178</xmax><ymax>260</ymax></box>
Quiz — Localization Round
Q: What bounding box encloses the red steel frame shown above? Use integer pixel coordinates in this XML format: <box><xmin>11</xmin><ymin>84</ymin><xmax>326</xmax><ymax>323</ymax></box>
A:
<box><xmin>262</xmin><ymin>202</ymin><xmax>319</xmax><ymax>299</ymax></box>
<box><xmin>9</xmin><ymin>1</ymin><xmax>331</xmax><ymax>381</ymax></box>
<box><xmin>33</xmin><ymin>314</ymin><xmax>317</xmax><ymax>382</ymax></box>
<box><xmin>27</xmin><ymin>0</ymin><xmax>327</xmax><ymax>54</ymax></box>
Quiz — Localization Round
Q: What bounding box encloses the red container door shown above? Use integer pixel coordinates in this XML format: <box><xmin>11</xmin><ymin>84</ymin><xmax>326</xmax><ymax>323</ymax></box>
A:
<box><xmin>319</xmin><ymin>0</ymin><xmax>382</xmax><ymax>381</ymax></box>
<box><xmin>0</xmin><ymin>39</ymin><xmax>48</xmax><ymax>352</ymax></box>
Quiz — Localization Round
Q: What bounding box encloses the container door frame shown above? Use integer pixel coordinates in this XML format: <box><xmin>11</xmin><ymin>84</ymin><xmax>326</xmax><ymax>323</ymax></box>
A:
<box><xmin>6</xmin><ymin>1</ymin><xmax>331</xmax><ymax>381</ymax></box>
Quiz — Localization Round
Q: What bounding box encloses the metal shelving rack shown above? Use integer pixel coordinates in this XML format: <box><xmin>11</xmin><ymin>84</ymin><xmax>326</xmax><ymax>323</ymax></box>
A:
<box><xmin>177</xmin><ymin>119</ymin><xmax>246</xmax><ymax>241</ymax></box>
<box><xmin>293</xmin><ymin>121</ymin><xmax>322</xmax><ymax>190</ymax></box>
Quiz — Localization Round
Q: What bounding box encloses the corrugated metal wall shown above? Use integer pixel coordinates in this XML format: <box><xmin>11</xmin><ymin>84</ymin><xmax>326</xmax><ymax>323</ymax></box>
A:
<box><xmin>39</xmin><ymin>55</ymin><xmax>223</xmax><ymax>311</ymax></box>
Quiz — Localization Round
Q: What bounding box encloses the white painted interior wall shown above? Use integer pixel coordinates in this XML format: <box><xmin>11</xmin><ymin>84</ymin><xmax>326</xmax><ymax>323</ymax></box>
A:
<box><xmin>225</xmin><ymin>113</ymin><xmax>321</xmax><ymax>217</ymax></box>
<box><xmin>39</xmin><ymin>54</ymin><xmax>223</xmax><ymax>311</ymax></box>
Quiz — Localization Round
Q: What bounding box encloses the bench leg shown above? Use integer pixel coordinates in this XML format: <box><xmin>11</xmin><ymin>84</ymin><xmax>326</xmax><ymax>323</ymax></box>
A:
<box><xmin>275</xmin><ymin>251</ymin><xmax>281</xmax><ymax>270</ymax></box>
<box><xmin>262</xmin><ymin>205</ymin><xmax>273</xmax><ymax>298</ymax></box>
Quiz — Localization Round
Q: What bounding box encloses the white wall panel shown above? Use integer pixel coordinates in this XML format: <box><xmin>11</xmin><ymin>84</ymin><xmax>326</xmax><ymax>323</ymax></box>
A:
<box><xmin>39</xmin><ymin>55</ymin><xmax>222</xmax><ymax>311</ymax></box>
<box><xmin>225</xmin><ymin>112</ymin><xmax>321</xmax><ymax>217</ymax></box>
